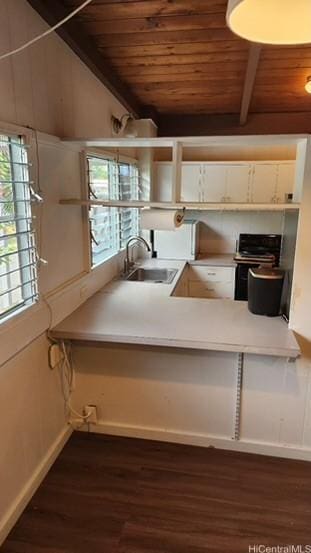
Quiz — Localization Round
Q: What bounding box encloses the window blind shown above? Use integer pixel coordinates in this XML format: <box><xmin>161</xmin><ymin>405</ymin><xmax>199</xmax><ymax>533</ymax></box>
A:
<box><xmin>0</xmin><ymin>135</ymin><xmax>38</xmax><ymax>320</ymax></box>
<box><xmin>87</xmin><ymin>156</ymin><xmax>139</xmax><ymax>266</ymax></box>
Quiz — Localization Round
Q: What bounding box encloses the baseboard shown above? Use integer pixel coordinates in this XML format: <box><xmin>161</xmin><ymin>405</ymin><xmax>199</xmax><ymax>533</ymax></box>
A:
<box><xmin>80</xmin><ymin>421</ymin><xmax>311</xmax><ymax>462</ymax></box>
<box><xmin>0</xmin><ymin>425</ymin><xmax>72</xmax><ymax>546</ymax></box>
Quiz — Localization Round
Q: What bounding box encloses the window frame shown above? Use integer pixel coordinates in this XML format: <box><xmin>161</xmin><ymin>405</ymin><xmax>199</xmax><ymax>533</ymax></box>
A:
<box><xmin>83</xmin><ymin>150</ymin><xmax>140</xmax><ymax>270</ymax></box>
<box><xmin>0</xmin><ymin>124</ymin><xmax>39</xmax><ymax>324</ymax></box>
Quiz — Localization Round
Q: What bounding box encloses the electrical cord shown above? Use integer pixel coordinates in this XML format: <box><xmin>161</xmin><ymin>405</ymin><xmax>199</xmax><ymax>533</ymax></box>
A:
<box><xmin>58</xmin><ymin>340</ymin><xmax>92</xmax><ymax>423</ymax></box>
<box><xmin>25</xmin><ymin>126</ymin><xmax>53</xmax><ymax>333</ymax></box>
<box><xmin>0</xmin><ymin>0</ymin><xmax>93</xmax><ymax>62</ymax></box>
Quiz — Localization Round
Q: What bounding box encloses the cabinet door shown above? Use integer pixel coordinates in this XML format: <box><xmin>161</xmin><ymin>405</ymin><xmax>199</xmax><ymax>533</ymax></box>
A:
<box><xmin>153</xmin><ymin>163</ymin><xmax>172</xmax><ymax>202</ymax></box>
<box><xmin>225</xmin><ymin>165</ymin><xmax>250</xmax><ymax>203</ymax></box>
<box><xmin>181</xmin><ymin>163</ymin><xmax>201</xmax><ymax>201</ymax></box>
<box><xmin>276</xmin><ymin>163</ymin><xmax>295</xmax><ymax>203</ymax></box>
<box><xmin>250</xmin><ymin>164</ymin><xmax>278</xmax><ymax>203</ymax></box>
<box><xmin>202</xmin><ymin>165</ymin><xmax>227</xmax><ymax>202</ymax></box>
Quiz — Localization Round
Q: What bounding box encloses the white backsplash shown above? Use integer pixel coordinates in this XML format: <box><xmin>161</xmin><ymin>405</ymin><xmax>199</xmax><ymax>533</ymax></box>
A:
<box><xmin>187</xmin><ymin>211</ymin><xmax>285</xmax><ymax>254</ymax></box>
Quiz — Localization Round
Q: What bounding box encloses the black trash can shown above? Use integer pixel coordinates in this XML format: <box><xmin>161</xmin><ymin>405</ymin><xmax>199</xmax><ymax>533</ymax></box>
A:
<box><xmin>248</xmin><ymin>267</ymin><xmax>284</xmax><ymax>317</ymax></box>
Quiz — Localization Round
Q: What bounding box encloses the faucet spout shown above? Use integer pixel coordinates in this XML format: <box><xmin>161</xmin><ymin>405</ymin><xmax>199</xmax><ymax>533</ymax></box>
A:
<box><xmin>124</xmin><ymin>235</ymin><xmax>151</xmax><ymax>275</ymax></box>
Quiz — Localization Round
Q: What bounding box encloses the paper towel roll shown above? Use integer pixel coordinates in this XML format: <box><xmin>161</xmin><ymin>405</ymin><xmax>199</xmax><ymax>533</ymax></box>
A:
<box><xmin>140</xmin><ymin>209</ymin><xmax>184</xmax><ymax>230</ymax></box>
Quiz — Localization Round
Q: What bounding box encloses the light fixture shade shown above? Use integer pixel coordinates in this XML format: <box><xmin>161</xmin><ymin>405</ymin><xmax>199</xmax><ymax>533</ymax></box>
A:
<box><xmin>305</xmin><ymin>77</ymin><xmax>311</xmax><ymax>94</ymax></box>
<box><xmin>227</xmin><ymin>0</ymin><xmax>311</xmax><ymax>45</ymax></box>
<box><xmin>111</xmin><ymin>113</ymin><xmax>138</xmax><ymax>137</ymax></box>
<box><xmin>123</xmin><ymin>116</ymin><xmax>138</xmax><ymax>138</ymax></box>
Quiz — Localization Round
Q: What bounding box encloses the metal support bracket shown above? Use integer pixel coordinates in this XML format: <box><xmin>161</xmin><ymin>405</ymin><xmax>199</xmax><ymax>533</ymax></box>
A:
<box><xmin>234</xmin><ymin>352</ymin><xmax>244</xmax><ymax>441</ymax></box>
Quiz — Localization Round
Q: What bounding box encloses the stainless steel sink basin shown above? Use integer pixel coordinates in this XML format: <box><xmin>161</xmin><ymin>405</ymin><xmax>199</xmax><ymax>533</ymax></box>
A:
<box><xmin>126</xmin><ymin>267</ymin><xmax>178</xmax><ymax>284</ymax></box>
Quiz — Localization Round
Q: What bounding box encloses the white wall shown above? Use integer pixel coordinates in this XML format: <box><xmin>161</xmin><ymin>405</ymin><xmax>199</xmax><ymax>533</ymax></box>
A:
<box><xmin>290</xmin><ymin>138</ymin><xmax>311</xmax><ymax>347</ymax></box>
<box><xmin>0</xmin><ymin>334</ymin><xmax>69</xmax><ymax>544</ymax></box>
<box><xmin>154</xmin><ymin>144</ymin><xmax>296</xmax><ymax>162</ymax></box>
<box><xmin>187</xmin><ymin>211</ymin><xmax>284</xmax><ymax>253</ymax></box>
<box><xmin>0</xmin><ymin>0</ymin><xmax>130</xmax><ymax>543</ymax></box>
<box><xmin>70</xmin><ymin>344</ymin><xmax>311</xmax><ymax>460</ymax></box>
<box><xmin>0</xmin><ymin>0</ymin><xmax>126</xmax><ymax>137</ymax></box>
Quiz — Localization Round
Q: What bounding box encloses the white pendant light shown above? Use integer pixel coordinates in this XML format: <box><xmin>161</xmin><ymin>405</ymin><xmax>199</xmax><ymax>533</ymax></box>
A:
<box><xmin>227</xmin><ymin>0</ymin><xmax>311</xmax><ymax>45</ymax></box>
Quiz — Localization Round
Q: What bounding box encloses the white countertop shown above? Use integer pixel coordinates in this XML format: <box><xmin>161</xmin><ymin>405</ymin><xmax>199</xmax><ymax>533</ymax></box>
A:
<box><xmin>52</xmin><ymin>259</ymin><xmax>300</xmax><ymax>358</ymax></box>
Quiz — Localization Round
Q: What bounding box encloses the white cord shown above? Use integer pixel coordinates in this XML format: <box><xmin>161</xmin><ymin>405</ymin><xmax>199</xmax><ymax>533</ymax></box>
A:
<box><xmin>59</xmin><ymin>341</ymin><xmax>92</xmax><ymax>422</ymax></box>
<box><xmin>0</xmin><ymin>0</ymin><xmax>93</xmax><ymax>62</ymax></box>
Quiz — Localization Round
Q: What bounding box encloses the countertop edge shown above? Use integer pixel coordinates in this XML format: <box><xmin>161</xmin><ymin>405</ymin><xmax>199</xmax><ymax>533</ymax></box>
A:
<box><xmin>51</xmin><ymin>330</ymin><xmax>300</xmax><ymax>359</ymax></box>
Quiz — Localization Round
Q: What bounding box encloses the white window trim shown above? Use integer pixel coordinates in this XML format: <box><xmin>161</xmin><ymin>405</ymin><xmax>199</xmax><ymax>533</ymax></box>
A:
<box><xmin>85</xmin><ymin>147</ymin><xmax>138</xmax><ymax>166</ymax></box>
<box><xmin>0</xmin><ymin>122</ymin><xmax>41</xmax><ymax>324</ymax></box>
<box><xmin>82</xmin><ymin>149</ymin><xmax>140</xmax><ymax>271</ymax></box>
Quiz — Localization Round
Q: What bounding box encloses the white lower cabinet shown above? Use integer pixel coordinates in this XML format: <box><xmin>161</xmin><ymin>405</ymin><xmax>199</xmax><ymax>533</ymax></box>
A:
<box><xmin>174</xmin><ymin>265</ymin><xmax>235</xmax><ymax>300</ymax></box>
<box><xmin>188</xmin><ymin>280</ymin><xmax>234</xmax><ymax>299</ymax></box>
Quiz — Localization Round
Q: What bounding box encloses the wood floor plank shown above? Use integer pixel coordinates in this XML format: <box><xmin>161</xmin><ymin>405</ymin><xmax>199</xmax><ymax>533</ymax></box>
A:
<box><xmin>2</xmin><ymin>432</ymin><xmax>311</xmax><ymax>552</ymax></box>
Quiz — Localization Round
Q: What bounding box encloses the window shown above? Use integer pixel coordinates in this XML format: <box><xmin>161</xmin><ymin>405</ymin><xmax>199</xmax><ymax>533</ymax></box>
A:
<box><xmin>87</xmin><ymin>155</ymin><xmax>139</xmax><ymax>266</ymax></box>
<box><xmin>0</xmin><ymin>134</ymin><xmax>38</xmax><ymax>320</ymax></box>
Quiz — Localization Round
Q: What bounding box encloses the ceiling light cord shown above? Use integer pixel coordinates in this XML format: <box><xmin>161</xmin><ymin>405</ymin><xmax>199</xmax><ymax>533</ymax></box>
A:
<box><xmin>0</xmin><ymin>0</ymin><xmax>93</xmax><ymax>62</ymax></box>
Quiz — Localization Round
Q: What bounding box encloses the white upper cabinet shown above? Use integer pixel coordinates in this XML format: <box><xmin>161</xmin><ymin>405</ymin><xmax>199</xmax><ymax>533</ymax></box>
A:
<box><xmin>198</xmin><ymin>163</ymin><xmax>250</xmax><ymax>203</ymax></box>
<box><xmin>202</xmin><ymin>165</ymin><xmax>227</xmax><ymax>202</ymax></box>
<box><xmin>250</xmin><ymin>164</ymin><xmax>278</xmax><ymax>203</ymax></box>
<box><xmin>153</xmin><ymin>162</ymin><xmax>172</xmax><ymax>202</ymax></box>
<box><xmin>276</xmin><ymin>163</ymin><xmax>296</xmax><ymax>203</ymax></box>
<box><xmin>153</xmin><ymin>161</ymin><xmax>296</xmax><ymax>205</ymax></box>
<box><xmin>250</xmin><ymin>163</ymin><xmax>295</xmax><ymax>203</ymax></box>
<box><xmin>181</xmin><ymin>163</ymin><xmax>201</xmax><ymax>201</ymax></box>
<box><xmin>225</xmin><ymin>164</ymin><xmax>251</xmax><ymax>203</ymax></box>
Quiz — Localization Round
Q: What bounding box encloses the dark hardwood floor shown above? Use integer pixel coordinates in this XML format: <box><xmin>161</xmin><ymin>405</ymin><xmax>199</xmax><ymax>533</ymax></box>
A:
<box><xmin>2</xmin><ymin>432</ymin><xmax>311</xmax><ymax>552</ymax></box>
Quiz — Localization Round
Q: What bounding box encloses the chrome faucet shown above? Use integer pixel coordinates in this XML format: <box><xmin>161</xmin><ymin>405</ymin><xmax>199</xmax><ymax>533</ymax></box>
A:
<box><xmin>124</xmin><ymin>236</ymin><xmax>151</xmax><ymax>275</ymax></box>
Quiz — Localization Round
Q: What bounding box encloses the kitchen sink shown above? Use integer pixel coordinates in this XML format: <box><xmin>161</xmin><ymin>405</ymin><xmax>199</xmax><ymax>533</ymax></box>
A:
<box><xmin>126</xmin><ymin>267</ymin><xmax>178</xmax><ymax>284</ymax></box>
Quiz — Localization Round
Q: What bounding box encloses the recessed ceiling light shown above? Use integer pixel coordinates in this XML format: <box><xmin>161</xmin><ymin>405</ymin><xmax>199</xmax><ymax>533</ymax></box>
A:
<box><xmin>227</xmin><ymin>0</ymin><xmax>311</xmax><ymax>45</ymax></box>
<box><xmin>305</xmin><ymin>76</ymin><xmax>311</xmax><ymax>94</ymax></box>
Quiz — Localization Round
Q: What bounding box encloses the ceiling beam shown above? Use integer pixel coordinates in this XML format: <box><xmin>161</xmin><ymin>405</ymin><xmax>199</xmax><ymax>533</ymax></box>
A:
<box><xmin>240</xmin><ymin>44</ymin><xmax>262</xmax><ymax>126</ymax></box>
<box><xmin>26</xmin><ymin>0</ymin><xmax>144</xmax><ymax>118</ymax></box>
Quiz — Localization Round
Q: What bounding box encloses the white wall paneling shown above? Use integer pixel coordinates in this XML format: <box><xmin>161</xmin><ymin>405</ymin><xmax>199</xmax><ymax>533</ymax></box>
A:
<box><xmin>0</xmin><ymin>0</ymin><xmax>126</xmax><ymax>138</ymax></box>
<box><xmin>188</xmin><ymin>210</ymin><xmax>285</xmax><ymax>254</ymax></box>
<box><xmin>0</xmin><ymin>334</ymin><xmax>71</xmax><ymax>544</ymax></box>
<box><xmin>72</xmin><ymin>345</ymin><xmax>238</xmax><ymax>440</ymax></box>
<box><xmin>70</xmin><ymin>344</ymin><xmax>311</xmax><ymax>460</ymax></box>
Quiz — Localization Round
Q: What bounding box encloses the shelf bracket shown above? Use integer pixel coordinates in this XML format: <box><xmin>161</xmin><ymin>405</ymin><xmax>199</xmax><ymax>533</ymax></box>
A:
<box><xmin>234</xmin><ymin>352</ymin><xmax>244</xmax><ymax>441</ymax></box>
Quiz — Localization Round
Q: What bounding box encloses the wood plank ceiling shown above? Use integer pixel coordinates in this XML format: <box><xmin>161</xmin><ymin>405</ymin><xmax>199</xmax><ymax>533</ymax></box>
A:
<box><xmin>30</xmin><ymin>0</ymin><xmax>311</xmax><ymax>135</ymax></box>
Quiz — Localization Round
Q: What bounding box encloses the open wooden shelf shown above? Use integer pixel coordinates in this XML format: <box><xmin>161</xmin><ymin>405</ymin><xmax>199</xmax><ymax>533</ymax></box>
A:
<box><xmin>59</xmin><ymin>198</ymin><xmax>300</xmax><ymax>212</ymax></box>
